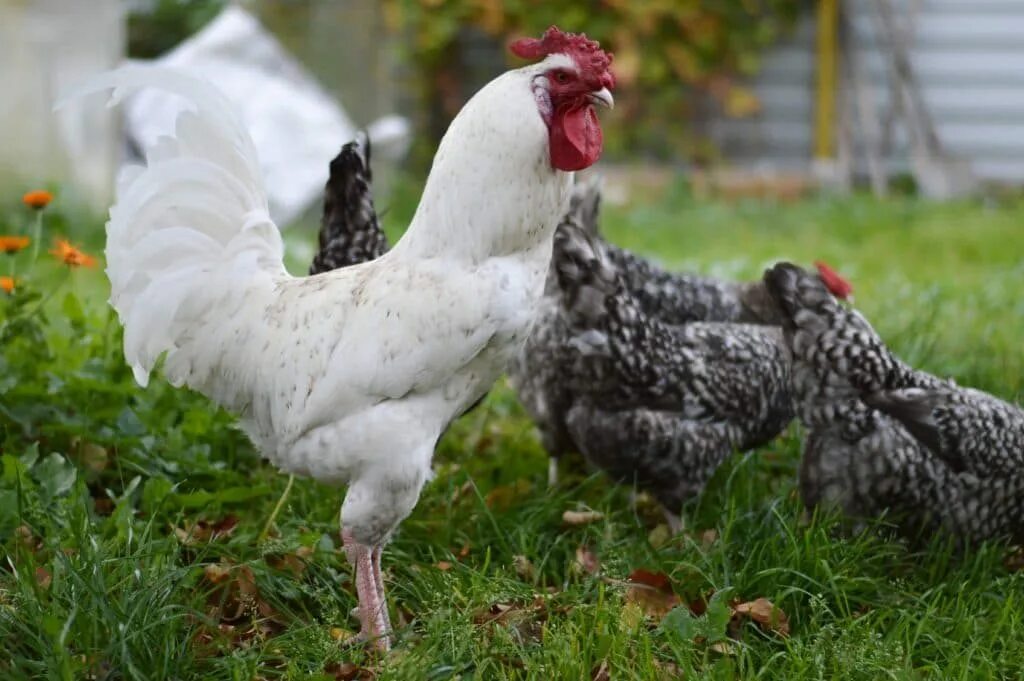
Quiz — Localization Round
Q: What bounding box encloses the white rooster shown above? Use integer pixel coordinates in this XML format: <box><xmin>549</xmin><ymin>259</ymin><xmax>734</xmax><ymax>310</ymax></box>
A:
<box><xmin>68</xmin><ymin>27</ymin><xmax>614</xmax><ymax>650</ymax></box>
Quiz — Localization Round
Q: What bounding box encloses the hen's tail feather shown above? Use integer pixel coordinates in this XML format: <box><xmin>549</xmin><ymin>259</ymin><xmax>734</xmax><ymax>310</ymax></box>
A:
<box><xmin>310</xmin><ymin>132</ymin><xmax>389</xmax><ymax>274</ymax></box>
<box><xmin>65</xmin><ymin>66</ymin><xmax>286</xmax><ymax>387</ymax></box>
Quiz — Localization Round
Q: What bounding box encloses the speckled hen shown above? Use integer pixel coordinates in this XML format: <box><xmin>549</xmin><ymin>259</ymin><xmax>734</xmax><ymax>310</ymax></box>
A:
<box><xmin>71</xmin><ymin>26</ymin><xmax>614</xmax><ymax>651</ymax></box>
<box><xmin>508</xmin><ymin>179</ymin><xmax>852</xmax><ymax>489</ymax></box>
<box><xmin>764</xmin><ymin>262</ymin><xmax>1024</xmax><ymax>544</ymax></box>
<box><xmin>526</xmin><ymin>222</ymin><xmax>796</xmax><ymax>526</ymax></box>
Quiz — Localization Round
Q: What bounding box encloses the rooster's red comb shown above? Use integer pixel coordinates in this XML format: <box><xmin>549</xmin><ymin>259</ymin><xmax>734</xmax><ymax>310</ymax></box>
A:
<box><xmin>510</xmin><ymin>26</ymin><xmax>615</xmax><ymax>89</ymax></box>
<box><xmin>815</xmin><ymin>261</ymin><xmax>854</xmax><ymax>300</ymax></box>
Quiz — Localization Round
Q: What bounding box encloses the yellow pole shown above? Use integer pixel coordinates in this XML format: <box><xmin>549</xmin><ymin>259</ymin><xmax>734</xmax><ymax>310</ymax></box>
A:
<box><xmin>815</xmin><ymin>0</ymin><xmax>839</xmax><ymax>161</ymax></box>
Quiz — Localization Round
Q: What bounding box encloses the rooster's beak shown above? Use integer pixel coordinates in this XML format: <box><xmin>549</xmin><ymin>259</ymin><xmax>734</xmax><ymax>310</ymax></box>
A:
<box><xmin>588</xmin><ymin>88</ymin><xmax>614</xmax><ymax>110</ymax></box>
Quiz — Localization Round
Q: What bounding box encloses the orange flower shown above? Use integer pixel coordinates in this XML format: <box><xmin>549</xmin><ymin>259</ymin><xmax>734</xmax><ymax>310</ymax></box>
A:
<box><xmin>0</xmin><ymin>277</ymin><xmax>14</xmax><ymax>293</ymax></box>
<box><xmin>0</xmin><ymin>236</ymin><xmax>30</xmax><ymax>254</ymax></box>
<box><xmin>50</xmin><ymin>239</ymin><xmax>97</xmax><ymax>268</ymax></box>
<box><xmin>22</xmin><ymin>190</ymin><xmax>53</xmax><ymax>210</ymax></box>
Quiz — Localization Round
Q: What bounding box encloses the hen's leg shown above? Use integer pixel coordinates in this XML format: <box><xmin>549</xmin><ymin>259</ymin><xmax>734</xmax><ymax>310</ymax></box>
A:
<box><xmin>342</xmin><ymin>529</ymin><xmax>390</xmax><ymax>651</ymax></box>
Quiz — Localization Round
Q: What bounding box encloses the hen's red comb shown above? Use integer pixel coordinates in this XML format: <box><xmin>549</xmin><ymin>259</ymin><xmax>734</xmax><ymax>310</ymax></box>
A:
<box><xmin>510</xmin><ymin>26</ymin><xmax>615</xmax><ymax>89</ymax></box>
<box><xmin>815</xmin><ymin>261</ymin><xmax>853</xmax><ymax>299</ymax></box>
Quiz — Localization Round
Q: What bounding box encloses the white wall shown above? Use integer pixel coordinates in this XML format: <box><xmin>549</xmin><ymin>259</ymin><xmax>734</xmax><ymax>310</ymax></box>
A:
<box><xmin>0</xmin><ymin>0</ymin><xmax>124</xmax><ymax>211</ymax></box>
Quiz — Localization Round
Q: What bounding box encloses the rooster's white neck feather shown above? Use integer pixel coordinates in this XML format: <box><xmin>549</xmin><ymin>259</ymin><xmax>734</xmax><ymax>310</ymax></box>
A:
<box><xmin>394</xmin><ymin>58</ymin><xmax>573</xmax><ymax>262</ymax></box>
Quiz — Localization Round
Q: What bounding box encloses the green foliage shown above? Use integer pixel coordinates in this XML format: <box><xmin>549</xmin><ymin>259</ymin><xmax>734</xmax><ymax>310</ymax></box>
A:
<box><xmin>127</xmin><ymin>0</ymin><xmax>226</xmax><ymax>58</ymax></box>
<box><xmin>2</xmin><ymin>187</ymin><xmax>1024</xmax><ymax>678</ymax></box>
<box><xmin>383</xmin><ymin>0</ymin><xmax>805</xmax><ymax>158</ymax></box>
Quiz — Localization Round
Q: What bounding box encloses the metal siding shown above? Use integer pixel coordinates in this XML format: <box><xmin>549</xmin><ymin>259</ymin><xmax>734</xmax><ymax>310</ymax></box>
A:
<box><xmin>718</xmin><ymin>0</ymin><xmax>1024</xmax><ymax>182</ymax></box>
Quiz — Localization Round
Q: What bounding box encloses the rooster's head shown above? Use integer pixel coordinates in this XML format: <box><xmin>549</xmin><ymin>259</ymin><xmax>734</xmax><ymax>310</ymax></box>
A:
<box><xmin>511</xmin><ymin>26</ymin><xmax>615</xmax><ymax>172</ymax></box>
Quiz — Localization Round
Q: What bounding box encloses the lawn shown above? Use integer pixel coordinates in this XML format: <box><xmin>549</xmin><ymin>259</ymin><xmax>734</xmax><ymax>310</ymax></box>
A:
<box><xmin>1</xmin><ymin>183</ymin><xmax>1023</xmax><ymax>680</ymax></box>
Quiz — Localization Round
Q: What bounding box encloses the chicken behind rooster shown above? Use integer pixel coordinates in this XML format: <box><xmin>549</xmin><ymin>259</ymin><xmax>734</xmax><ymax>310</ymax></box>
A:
<box><xmin>764</xmin><ymin>263</ymin><xmax>1024</xmax><ymax>544</ymax></box>
<box><xmin>68</xmin><ymin>27</ymin><xmax>614</xmax><ymax>650</ymax></box>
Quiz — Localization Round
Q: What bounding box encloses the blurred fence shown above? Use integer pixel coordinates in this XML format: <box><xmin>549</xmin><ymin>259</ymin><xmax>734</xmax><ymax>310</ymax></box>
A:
<box><xmin>714</xmin><ymin>0</ymin><xmax>1024</xmax><ymax>188</ymax></box>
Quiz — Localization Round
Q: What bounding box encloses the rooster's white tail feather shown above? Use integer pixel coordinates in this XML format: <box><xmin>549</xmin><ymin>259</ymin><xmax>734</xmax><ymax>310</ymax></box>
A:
<box><xmin>63</xmin><ymin>66</ymin><xmax>286</xmax><ymax>387</ymax></box>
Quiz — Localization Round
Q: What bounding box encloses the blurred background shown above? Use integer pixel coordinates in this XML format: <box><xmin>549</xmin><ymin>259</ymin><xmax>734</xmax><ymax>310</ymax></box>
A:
<box><xmin>4</xmin><ymin>0</ymin><xmax>1024</xmax><ymax>223</ymax></box>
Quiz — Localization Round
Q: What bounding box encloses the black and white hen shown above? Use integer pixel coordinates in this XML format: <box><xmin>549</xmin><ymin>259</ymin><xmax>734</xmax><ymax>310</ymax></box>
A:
<box><xmin>508</xmin><ymin>180</ymin><xmax>852</xmax><ymax>491</ymax></box>
<box><xmin>526</xmin><ymin>222</ymin><xmax>796</xmax><ymax>526</ymax></box>
<box><xmin>309</xmin><ymin>133</ymin><xmax>388</xmax><ymax>275</ymax></box>
<box><xmin>764</xmin><ymin>262</ymin><xmax>1024</xmax><ymax>544</ymax></box>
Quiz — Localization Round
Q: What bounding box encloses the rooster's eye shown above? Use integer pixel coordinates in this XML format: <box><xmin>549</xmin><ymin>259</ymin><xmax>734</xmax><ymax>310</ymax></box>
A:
<box><xmin>555</xmin><ymin>71</ymin><xmax>569</xmax><ymax>83</ymax></box>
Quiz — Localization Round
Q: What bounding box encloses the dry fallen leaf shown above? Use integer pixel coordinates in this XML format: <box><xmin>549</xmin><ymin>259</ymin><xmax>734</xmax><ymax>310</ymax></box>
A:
<box><xmin>574</xmin><ymin>545</ymin><xmax>601</xmax><ymax>575</ymax></box>
<box><xmin>473</xmin><ymin>602</ymin><xmax>518</xmax><ymax>626</ymax></box>
<box><xmin>34</xmin><ymin>566</ymin><xmax>52</xmax><ymax>590</ymax></box>
<box><xmin>1004</xmin><ymin>547</ymin><xmax>1024</xmax><ymax>572</ymax></box>
<box><xmin>591</xmin><ymin>660</ymin><xmax>611</xmax><ymax>681</ymax></box>
<box><xmin>625</xmin><ymin>569</ymin><xmax>680</xmax><ymax>620</ymax></box>
<box><xmin>174</xmin><ymin>515</ymin><xmax>240</xmax><ymax>546</ymax></box>
<box><xmin>732</xmin><ymin>597</ymin><xmax>790</xmax><ymax>637</ymax></box>
<box><xmin>700</xmin><ymin>528</ymin><xmax>718</xmax><ymax>549</ymax></box>
<box><xmin>710</xmin><ymin>641</ymin><xmax>737</xmax><ymax>655</ymax></box>
<box><xmin>329</xmin><ymin>627</ymin><xmax>352</xmax><ymax>642</ymax></box>
<box><xmin>647</xmin><ymin>523</ymin><xmax>671</xmax><ymax>549</ymax></box>
<box><xmin>513</xmin><ymin>555</ymin><xmax>536</xmax><ymax>581</ymax></box>
<box><xmin>485</xmin><ymin>479</ymin><xmax>533</xmax><ymax>510</ymax></box>
<box><xmin>203</xmin><ymin>562</ymin><xmax>232</xmax><ymax>584</ymax></box>
<box><xmin>562</xmin><ymin>509</ymin><xmax>604</xmax><ymax>527</ymax></box>
<box><xmin>325</xmin><ymin>661</ymin><xmax>376</xmax><ymax>680</ymax></box>
<box><xmin>435</xmin><ymin>561</ymin><xmax>453</xmax><ymax>572</ymax></box>
<box><xmin>203</xmin><ymin>562</ymin><xmax>278</xmax><ymax>623</ymax></box>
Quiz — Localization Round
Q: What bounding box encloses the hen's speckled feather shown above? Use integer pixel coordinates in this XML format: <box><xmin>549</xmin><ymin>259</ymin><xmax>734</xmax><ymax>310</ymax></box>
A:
<box><xmin>765</xmin><ymin>262</ymin><xmax>1024</xmax><ymax>544</ymax></box>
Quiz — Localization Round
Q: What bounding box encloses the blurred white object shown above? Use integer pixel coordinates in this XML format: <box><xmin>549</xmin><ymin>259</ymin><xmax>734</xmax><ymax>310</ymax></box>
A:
<box><xmin>124</xmin><ymin>5</ymin><xmax>410</xmax><ymax>225</ymax></box>
<box><xmin>0</xmin><ymin>0</ymin><xmax>123</xmax><ymax>212</ymax></box>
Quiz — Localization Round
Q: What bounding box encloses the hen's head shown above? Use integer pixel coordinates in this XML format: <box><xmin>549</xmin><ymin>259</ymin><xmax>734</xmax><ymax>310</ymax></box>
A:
<box><xmin>510</xmin><ymin>26</ymin><xmax>615</xmax><ymax>172</ymax></box>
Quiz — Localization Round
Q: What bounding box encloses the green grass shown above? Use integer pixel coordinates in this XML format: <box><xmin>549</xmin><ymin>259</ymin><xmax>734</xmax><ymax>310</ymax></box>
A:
<box><xmin>2</xmin><ymin>184</ymin><xmax>1024</xmax><ymax>679</ymax></box>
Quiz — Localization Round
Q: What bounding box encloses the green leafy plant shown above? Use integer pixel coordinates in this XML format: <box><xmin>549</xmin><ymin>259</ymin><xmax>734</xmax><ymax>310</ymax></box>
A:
<box><xmin>383</xmin><ymin>0</ymin><xmax>805</xmax><ymax>159</ymax></box>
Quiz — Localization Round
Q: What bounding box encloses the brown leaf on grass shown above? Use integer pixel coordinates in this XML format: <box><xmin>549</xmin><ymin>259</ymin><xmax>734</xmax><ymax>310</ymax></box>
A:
<box><xmin>512</xmin><ymin>555</ymin><xmax>536</xmax><ymax>581</ymax></box>
<box><xmin>325</xmin><ymin>662</ymin><xmax>376</xmax><ymax>680</ymax></box>
<box><xmin>473</xmin><ymin>598</ymin><xmax>549</xmax><ymax>644</ymax></box>
<box><xmin>76</xmin><ymin>442</ymin><xmax>110</xmax><ymax>474</ymax></box>
<box><xmin>625</xmin><ymin>569</ymin><xmax>680</xmax><ymax>620</ymax></box>
<box><xmin>203</xmin><ymin>562</ymin><xmax>232</xmax><ymax>584</ymax></box>
<box><xmin>265</xmin><ymin>545</ymin><xmax>313</xmax><ymax>578</ymax></box>
<box><xmin>14</xmin><ymin>525</ymin><xmax>40</xmax><ymax>551</ymax></box>
<box><xmin>450</xmin><ymin>479</ymin><xmax>475</xmax><ymax>505</ymax></box>
<box><xmin>699</xmin><ymin>528</ymin><xmax>718</xmax><ymax>549</ymax></box>
<box><xmin>732</xmin><ymin>597</ymin><xmax>790</xmax><ymax>637</ymax></box>
<box><xmin>574</xmin><ymin>545</ymin><xmax>601</xmax><ymax>575</ymax></box>
<box><xmin>203</xmin><ymin>561</ymin><xmax>278</xmax><ymax>623</ymax></box>
<box><xmin>710</xmin><ymin>641</ymin><xmax>737</xmax><ymax>656</ymax></box>
<box><xmin>591</xmin><ymin>660</ymin><xmax>611</xmax><ymax>681</ymax></box>
<box><xmin>457</xmin><ymin>543</ymin><xmax>471</xmax><ymax>559</ymax></box>
<box><xmin>1004</xmin><ymin>547</ymin><xmax>1024</xmax><ymax>572</ymax></box>
<box><xmin>485</xmin><ymin>479</ymin><xmax>532</xmax><ymax>510</ymax></box>
<box><xmin>34</xmin><ymin>566</ymin><xmax>52</xmax><ymax>590</ymax></box>
<box><xmin>562</xmin><ymin>509</ymin><xmax>604</xmax><ymax>527</ymax></box>
<box><xmin>435</xmin><ymin>561</ymin><xmax>453</xmax><ymax>571</ymax></box>
<box><xmin>647</xmin><ymin>523</ymin><xmax>671</xmax><ymax>549</ymax></box>
<box><xmin>473</xmin><ymin>602</ymin><xmax>518</xmax><ymax>626</ymax></box>
<box><xmin>174</xmin><ymin>515</ymin><xmax>240</xmax><ymax>546</ymax></box>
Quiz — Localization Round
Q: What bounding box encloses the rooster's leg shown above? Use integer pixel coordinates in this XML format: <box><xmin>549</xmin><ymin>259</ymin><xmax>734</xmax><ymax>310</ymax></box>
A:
<box><xmin>371</xmin><ymin>545</ymin><xmax>391</xmax><ymax>634</ymax></box>
<box><xmin>342</xmin><ymin>529</ymin><xmax>390</xmax><ymax>651</ymax></box>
